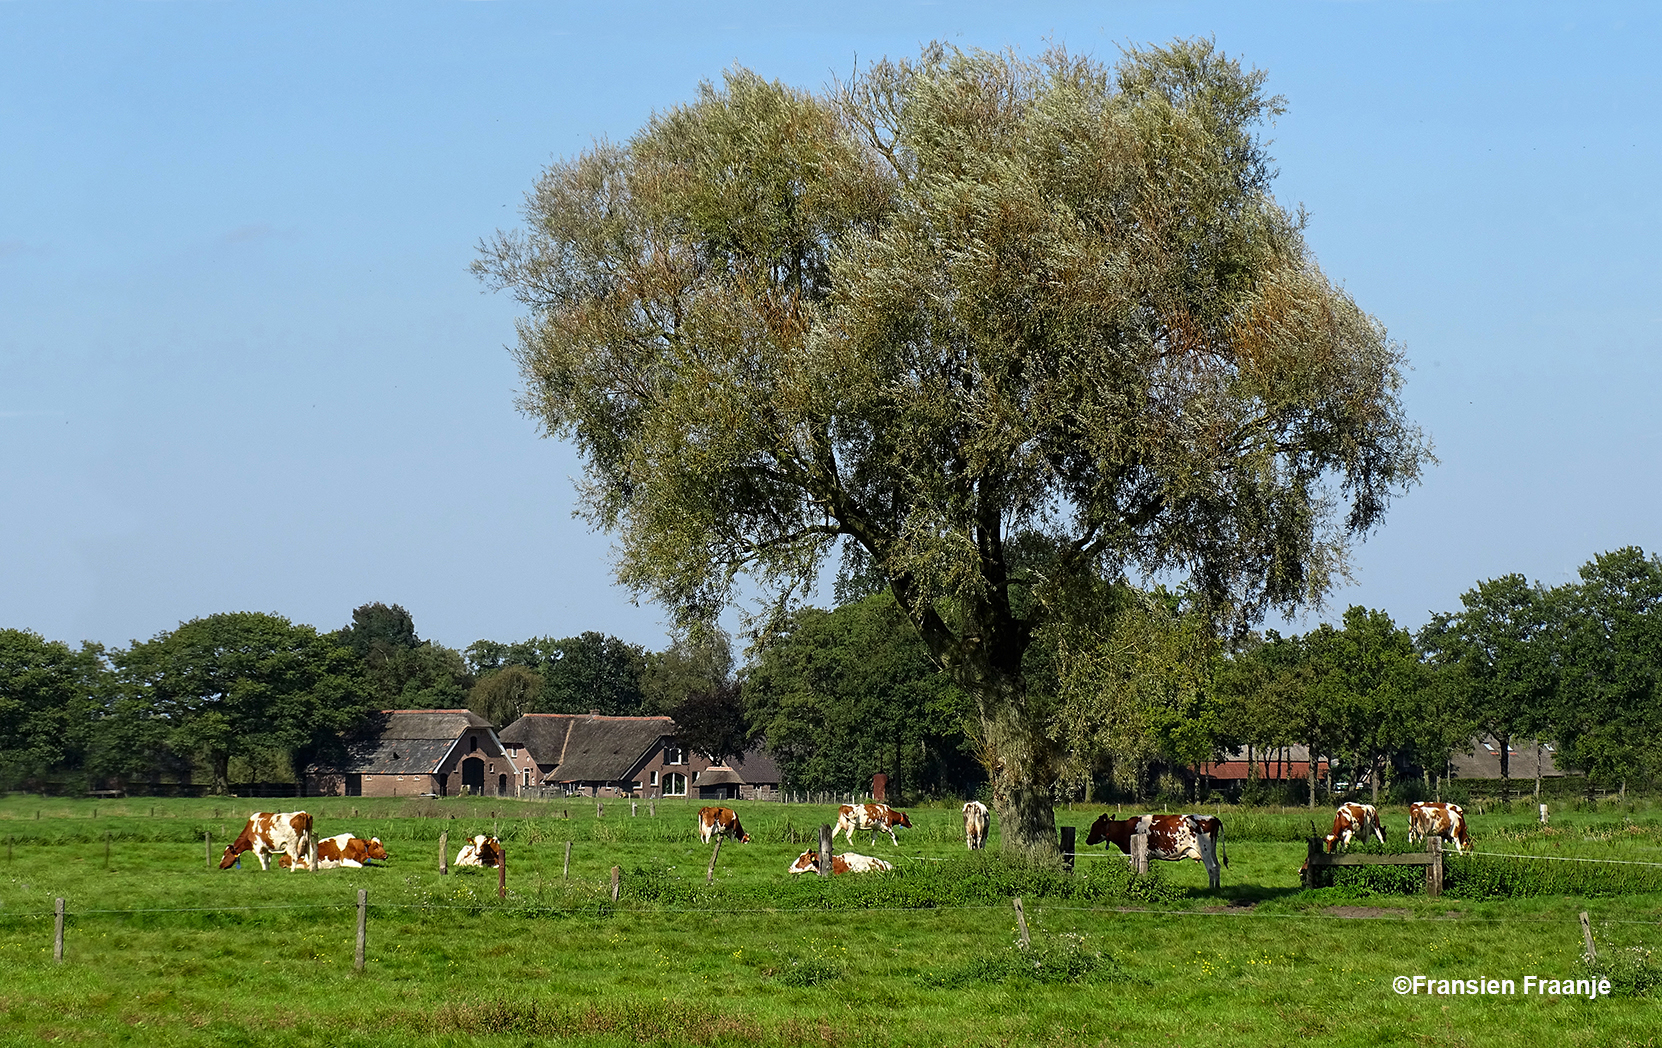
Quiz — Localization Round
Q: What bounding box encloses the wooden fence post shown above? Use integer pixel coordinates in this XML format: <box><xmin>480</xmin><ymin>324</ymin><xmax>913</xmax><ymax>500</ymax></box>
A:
<box><xmin>53</xmin><ymin>898</ymin><xmax>64</xmax><ymax>963</ymax></box>
<box><xmin>355</xmin><ymin>889</ymin><xmax>367</xmax><ymax>972</ymax></box>
<box><xmin>1303</xmin><ymin>838</ymin><xmax>1321</xmax><ymax>889</ymax></box>
<box><xmin>631</xmin><ymin>801</ymin><xmax>638</xmax><ymax>817</ymax></box>
<box><xmin>498</xmin><ymin>848</ymin><xmax>507</xmax><ymax>900</ymax></box>
<box><xmin>1060</xmin><ymin>826</ymin><xmax>1076</xmax><ymax>873</ymax></box>
<box><xmin>706</xmin><ymin>837</ymin><xmax>722</xmax><ymax>884</ymax></box>
<box><xmin>1580</xmin><ymin>911</ymin><xmax>1597</xmax><ymax>959</ymax></box>
<box><xmin>1429</xmin><ymin>836</ymin><xmax>1444</xmax><ymax>897</ymax></box>
<box><xmin>610</xmin><ymin>865</ymin><xmax>621</xmax><ymax>902</ymax></box>
<box><xmin>563</xmin><ymin>841</ymin><xmax>572</xmax><ymax>880</ymax></box>
<box><xmin>649</xmin><ymin>800</ymin><xmax>656</xmax><ymax>817</ymax></box>
<box><xmin>596</xmin><ymin>801</ymin><xmax>603</xmax><ymax>819</ymax></box>
<box><xmin>1539</xmin><ymin>803</ymin><xmax>1550</xmax><ymax>826</ymax></box>
<box><xmin>205</xmin><ymin>831</ymin><xmax>212</xmax><ymax>869</ymax></box>
<box><xmin>438</xmin><ymin>831</ymin><xmax>449</xmax><ymax>875</ymax></box>
<box><xmin>1131</xmin><ymin>833</ymin><xmax>1149</xmax><ymax>875</ymax></box>
<box><xmin>1012</xmin><ymin>897</ymin><xmax>1031</xmax><ymax>948</ymax></box>
<box><xmin>818</xmin><ymin>824</ymin><xmax>833</xmax><ymax>878</ymax></box>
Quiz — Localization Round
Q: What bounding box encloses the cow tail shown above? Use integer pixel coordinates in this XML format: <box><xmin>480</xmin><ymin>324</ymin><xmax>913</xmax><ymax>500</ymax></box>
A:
<box><xmin>1217</xmin><ymin>823</ymin><xmax>1228</xmax><ymax>869</ymax></box>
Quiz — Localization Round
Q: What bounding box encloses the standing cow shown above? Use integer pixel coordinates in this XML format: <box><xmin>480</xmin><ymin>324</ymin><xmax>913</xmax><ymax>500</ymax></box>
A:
<box><xmin>1407</xmin><ymin>801</ymin><xmax>1471</xmax><ymax>852</ymax></box>
<box><xmin>1085</xmin><ymin>812</ymin><xmax>1227</xmax><ymax>889</ymax></box>
<box><xmin>219</xmin><ymin>811</ymin><xmax>316</xmax><ymax>872</ymax></box>
<box><xmin>1324</xmin><ymin>802</ymin><xmax>1386</xmax><ymax>853</ymax></box>
<box><xmin>697</xmin><ymin>806</ymin><xmax>751</xmax><ymax>844</ymax></box>
<box><xmin>835</xmin><ymin>803</ymin><xmax>912</xmax><ymax>847</ymax></box>
<box><xmin>962</xmin><ymin>801</ymin><xmax>990</xmax><ymax>850</ymax></box>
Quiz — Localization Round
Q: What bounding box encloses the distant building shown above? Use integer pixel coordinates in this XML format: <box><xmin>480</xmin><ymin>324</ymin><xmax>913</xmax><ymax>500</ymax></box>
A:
<box><xmin>498</xmin><ymin>712</ymin><xmax>781</xmax><ymax>799</ymax></box>
<box><xmin>1449</xmin><ymin>736</ymin><xmax>1569</xmax><ymax>780</ymax></box>
<box><xmin>1193</xmin><ymin>745</ymin><xmax>1329</xmax><ymax>784</ymax></box>
<box><xmin>305</xmin><ymin>709</ymin><xmax>526</xmax><ymax>798</ymax></box>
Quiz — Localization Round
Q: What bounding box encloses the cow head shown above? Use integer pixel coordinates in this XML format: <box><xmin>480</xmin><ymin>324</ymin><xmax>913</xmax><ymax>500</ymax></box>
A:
<box><xmin>218</xmin><ymin>844</ymin><xmax>244</xmax><ymax>870</ymax></box>
<box><xmin>891</xmin><ymin>810</ymin><xmax>912</xmax><ymax>829</ymax></box>
<box><xmin>787</xmin><ymin>851</ymin><xmax>819</xmax><ymax>874</ymax></box>
<box><xmin>1084</xmin><ymin>813</ymin><xmax>1125</xmax><ymax>847</ymax></box>
<box><xmin>363</xmin><ymin>837</ymin><xmax>389</xmax><ymax>861</ymax></box>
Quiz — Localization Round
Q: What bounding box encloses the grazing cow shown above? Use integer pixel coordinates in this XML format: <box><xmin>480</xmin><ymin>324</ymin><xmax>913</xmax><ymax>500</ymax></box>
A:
<box><xmin>219</xmin><ymin>811</ymin><xmax>315</xmax><ymax>872</ymax></box>
<box><xmin>1324</xmin><ymin>803</ymin><xmax>1387</xmax><ymax>853</ymax></box>
<box><xmin>454</xmin><ymin>834</ymin><xmax>504</xmax><ymax>868</ymax></box>
<box><xmin>834</xmin><ymin>803</ymin><xmax>913</xmax><ymax>847</ymax></box>
<box><xmin>697</xmin><ymin>806</ymin><xmax>751</xmax><ymax>845</ymax></box>
<box><xmin>786</xmin><ymin>850</ymin><xmax>894</xmax><ymax>875</ymax></box>
<box><xmin>1407</xmin><ymin>801</ymin><xmax>1471</xmax><ymax>852</ymax></box>
<box><xmin>278</xmin><ymin>834</ymin><xmax>389</xmax><ymax>871</ymax></box>
<box><xmin>1085</xmin><ymin>813</ymin><xmax>1228</xmax><ymax>889</ymax></box>
<box><xmin>962</xmin><ymin>801</ymin><xmax>990</xmax><ymax>850</ymax></box>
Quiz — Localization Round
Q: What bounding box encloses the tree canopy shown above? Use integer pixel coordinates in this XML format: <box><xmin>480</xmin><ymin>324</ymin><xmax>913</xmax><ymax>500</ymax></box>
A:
<box><xmin>480</xmin><ymin>39</ymin><xmax>1430</xmax><ymax>849</ymax></box>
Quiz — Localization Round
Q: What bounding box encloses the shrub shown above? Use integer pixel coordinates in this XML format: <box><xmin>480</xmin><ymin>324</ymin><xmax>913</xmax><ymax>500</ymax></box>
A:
<box><xmin>1444</xmin><ymin>854</ymin><xmax>1662</xmax><ymax>899</ymax></box>
<box><xmin>1580</xmin><ymin>945</ymin><xmax>1662</xmax><ymax>998</ymax></box>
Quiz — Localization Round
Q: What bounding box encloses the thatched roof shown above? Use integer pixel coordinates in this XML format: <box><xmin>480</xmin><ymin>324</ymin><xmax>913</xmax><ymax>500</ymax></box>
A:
<box><xmin>695</xmin><ymin>766</ymin><xmax>743</xmax><ymax>786</ymax></box>
<box><xmin>311</xmin><ymin>709</ymin><xmax>498</xmax><ymax>775</ymax></box>
<box><xmin>500</xmin><ymin>714</ymin><xmax>672</xmax><ymax>784</ymax></box>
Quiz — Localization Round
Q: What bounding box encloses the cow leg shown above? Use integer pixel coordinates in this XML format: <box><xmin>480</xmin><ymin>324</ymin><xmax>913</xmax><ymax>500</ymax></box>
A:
<box><xmin>1198</xmin><ymin>834</ymin><xmax>1221</xmax><ymax>890</ymax></box>
<box><xmin>255</xmin><ymin>848</ymin><xmax>272</xmax><ymax>871</ymax></box>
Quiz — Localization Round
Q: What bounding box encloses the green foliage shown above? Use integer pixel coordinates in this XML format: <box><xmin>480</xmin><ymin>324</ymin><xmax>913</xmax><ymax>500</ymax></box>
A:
<box><xmin>0</xmin><ymin>629</ymin><xmax>107</xmax><ymax>790</ymax></box>
<box><xmin>668</xmin><ymin>679</ymin><xmax>748</xmax><ymax>765</ymax></box>
<box><xmin>466</xmin><ymin>663</ymin><xmax>542</xmax><ymax>728</ymax></box>
<box><xmin>477</xmin><ymin>40</ymin><xmax>1429</xmax><ymax>847</ymax></box>
<box><xmin>920</xmin><ymin>932</ymin><xmax>1125</xmax><ymax>986</ymax></box>
<box><xmin>467</xmin><ymin>632</ymin><xmax>648</xmax><ymax>716</ymax></box>
<box><xmin>1580</xmin><ymin>944</ymin><xmax>1662</xmax><ymax>998</ymax></box>
<box><xmin>771</xmin><ymin>938</ymin><xmax>848</xmax><ymax>986</ymax></box>
<box><xmin>1444</xmin><ymin>853</ymin><xmax>1662</xmax><ymax>900</ymax></box>
<box><xmin>742</xmin><ymin>594</ymin><xmax>974</xmax><ymax>797</ymax></box>
<box><xmin>111</xmin><ymin>612</ymin><xmax>370</xmax><ymax>794</ymax></box>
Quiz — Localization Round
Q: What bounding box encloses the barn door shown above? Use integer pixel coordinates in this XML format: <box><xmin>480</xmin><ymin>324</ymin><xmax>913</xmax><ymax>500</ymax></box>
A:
<box><xmin>462</xmin><ymin>757</ymin><xmax>485</xmax><ymax>795</ymax></box>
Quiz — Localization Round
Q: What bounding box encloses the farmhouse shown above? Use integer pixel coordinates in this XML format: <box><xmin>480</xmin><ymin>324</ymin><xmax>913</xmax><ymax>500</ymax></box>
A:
<box><xmin>305</xmin><ymin>709</ymin><xmax>526</xmax><ymax>798</ymax></box>
<box><xmin>1194</xmin><ymin>745</ymin><xmax>1329</xmax><ymax>785</ymax></box>
<box><xmin>498</xmin><ymin>712</ymin><xmax>780</xmax><ymax>799</ymax></box>
<box><xmin>1449</xmin><ymin>736</ymin><xmax>1570</xmax><ymax>780</ymax></box>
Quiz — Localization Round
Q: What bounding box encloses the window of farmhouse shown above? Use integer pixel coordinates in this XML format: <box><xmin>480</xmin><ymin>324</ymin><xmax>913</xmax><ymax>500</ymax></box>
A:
<box><xmin>665</xmin><ymin>773</ymin><xmax>687</xmax><ymax>796</ymax></box>
<box><xmin>665</xmin><ymin>745</ymin><xmax>684</xmax><ymax>765</ymax></box>
<box><xmin>649</xmin><ymin>771</ymin><xmax>659</xmax><ymax>787</ymax></box>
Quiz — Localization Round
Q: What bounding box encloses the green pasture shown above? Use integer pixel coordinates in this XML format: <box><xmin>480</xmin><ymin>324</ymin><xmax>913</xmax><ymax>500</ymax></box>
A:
<box><xmin>2</xmin><ymin>795</ymin><xmax>1662</xmax><ymax>1046</ymax></box>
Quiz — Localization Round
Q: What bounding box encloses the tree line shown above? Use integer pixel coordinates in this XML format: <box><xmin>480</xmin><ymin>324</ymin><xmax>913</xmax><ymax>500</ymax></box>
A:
<box><xmin>7</xmin><ymin>547</ymin><xmax>1660</xmax><ymax>799</ymax></box>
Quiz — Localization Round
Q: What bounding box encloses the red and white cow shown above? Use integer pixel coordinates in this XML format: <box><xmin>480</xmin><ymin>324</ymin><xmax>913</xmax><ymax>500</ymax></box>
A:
<box><xmin>786</xmin><ymin>850</ymin><xmax>894</xmax><ymax>875</ymax></box>
<box><xmin>219</xmin><ymin>811</ymin><xmax>315</xmax><ymax>872</ymax></box>
<box><xmin>1407</xmin><ymin>801</ymin><xmax>1471</xmax><ymax>852</ymax></box>
<box><xmin>279</xmin><ymin>834</ymin><xmax>389</xmax><ymax>871</ymax></box>
<box><xmin>834</xmin><ymin>803</ymin><xmax>912</xmax><ymax>847</ymax></box>
<box><xmin>697</xmin><ymin>806</ymin><xmax>751</xmax><ymax>845</ymax></box>
<box><xmin>962</xmin><ymin>801</ymin><xmax>990</xmax><ymax>850</ymax></box>
<box><xmin>454</xmin><ymin>834</ymin><xmax>503</xmax><ymax>868</ymax></box>
<box><xmin>1085</xmin><ymin>812</ymin><xmax>1228</xmax><ymax>889</ymax></box>
<box><xmin>1324</xmin><ymin>802</ymin><xmax>1386</xmax><ymax>853</ymax></box>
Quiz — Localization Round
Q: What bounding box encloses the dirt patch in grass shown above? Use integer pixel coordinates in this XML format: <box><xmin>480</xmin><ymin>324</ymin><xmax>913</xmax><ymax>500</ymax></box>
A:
<box><xmin>1323</xmin><ymin>905</ymin><xmax>1411</xmax><ymax>919</ymax></box>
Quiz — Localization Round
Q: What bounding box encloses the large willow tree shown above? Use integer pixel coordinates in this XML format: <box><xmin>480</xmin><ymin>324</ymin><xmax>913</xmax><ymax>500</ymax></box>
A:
<box><xmin>476</xmin><ymin>41</ymin><xmax>1429</xmax><ymax>851</ymax></box>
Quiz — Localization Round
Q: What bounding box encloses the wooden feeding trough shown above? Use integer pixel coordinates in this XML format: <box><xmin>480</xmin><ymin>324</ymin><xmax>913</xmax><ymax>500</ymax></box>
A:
<box><xmin>1302</xmin><ymin>835</ymin><xmax>1445</xmax><ymax>897</ymax></box>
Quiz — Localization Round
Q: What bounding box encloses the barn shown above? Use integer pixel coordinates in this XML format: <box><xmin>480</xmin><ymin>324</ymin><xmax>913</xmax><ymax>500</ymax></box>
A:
<box><xmin>498</xmin><ymin>712</ymin><xmax>781</xmax><ymax>799</ymax></box>
<box><xmin>306</xmin><ymin>709</ymin><xmax>526</xmax><ymax>798</ymax></box>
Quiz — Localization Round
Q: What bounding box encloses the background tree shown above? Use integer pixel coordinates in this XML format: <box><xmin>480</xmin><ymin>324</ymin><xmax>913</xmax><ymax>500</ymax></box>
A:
<box><xmin>1307</xmin><ymin>606</ymin><xmax>1423</xmax><ymax>805</ymax></box>
<box><xmin>336</xmin><ymin>602</ymin><xmax>474</xmax><ymax>710</ymax></box>
<box><xmin>466</xmin><ymin>664</ymin><xmax>543</xmax><ymax>728</ymax></box>
<box><xmin>115</xmin><ymin>612</ymin><xmax>368</xmax><ymax>794</ymax></box>
<box><xmin>668</xmin><ymin>679</ymin><xmax>750</xmax><ymax>765</ymax></box>
<box><xmin>467</xmin><ymin>631</ymin><xmax>649</xmax><ymax>716</ymax></box>
<box><xmin>0</xmin><ymin>629</ymin><xmax>108</xmax><ymax>791</ymax></box>
<box><xmin>477</xmin><ymin>41</ymin><xmax>1429</xmax><ymax>849</ymax></box>
<box><xmin>743</xmin><ymin>594</ymin><xmax>974</xmax><ymax>798</ymax></box>
<box><xmin>1545</xmin><ymin>548</ymin><xmax>1662</xmax><ymax>790</ymax></box>
<box><xmin>1418</xmin><ymin>575</ymin><xmax>1555</xmax><ymax>802</ymax></box>
<box><xmin>641</xmin><ymin>629</ymin><xmax>735</xmax><ymax>714</ymax></box>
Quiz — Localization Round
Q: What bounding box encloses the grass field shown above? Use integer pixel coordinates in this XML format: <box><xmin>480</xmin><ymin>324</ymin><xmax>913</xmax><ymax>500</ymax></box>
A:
<box><xmin>2</xmin><ymin>795</ymin><xmax>1661</xmax><ymax>1046</ymax></box>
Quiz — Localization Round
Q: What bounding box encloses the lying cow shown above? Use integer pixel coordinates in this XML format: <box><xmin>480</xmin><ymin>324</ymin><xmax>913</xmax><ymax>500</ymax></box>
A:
<box><xmin>1325</xmin><ymin>802</ymin><xmax>1386</xmax><ymax>852</ymax></box>
<box><xmin>962</xmin><ymin>801</ymin><xmax>990</xmax><ymax>850</ymax></box>
<box><xmin>278</xmin><ymin>834</ymin><xmax>389</xmax><ymax>870</ymax></box>
<box><xmin>1085</xmin><ymin>812</ymin><xmax>1228</xmax><ymax>889</ymax></box>
<box><xmin>454</xmin><ymin>834</ymin><xmax>503</xmax><ymax>868</ymax></box>
<box><xmin>697</xmin><ymin>806</ymin><xmax>751</xmax><ymax>844</ymax></box>
<box><xmin>834</xmin><ymin>802</ymin><xmax>912</xmax><ymax>847</ymax></box>
<box><xmin>219</xmin><ymin>811</ymin><xmax>315</xmax><ymax>872</ymax></box>
<box><xmin>1408</xmin><ymin>801</ymin><xmax>1471</xmax><ymax>852</ymax></box>
<box><xmin>786</xmin><ymin>850</ymin><xmax>894</xmax><ymax>875</ymax></box>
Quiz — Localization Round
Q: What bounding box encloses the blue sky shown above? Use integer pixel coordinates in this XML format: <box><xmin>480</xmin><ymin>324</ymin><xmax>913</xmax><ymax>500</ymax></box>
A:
<box><xmin>3</xmin><ymin>1</ymin><xmax>1659</xmax><ymax>653</ymax></box>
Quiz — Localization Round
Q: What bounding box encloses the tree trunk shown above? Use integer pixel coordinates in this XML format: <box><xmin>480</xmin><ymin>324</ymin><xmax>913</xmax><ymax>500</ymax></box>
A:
<box><xmin>1369</xmin><ymin>754</ymin><xmax>1379</xmax><ymax>805</ymax></box>
<box><xmin>1307</xmin><ymin>742</ymin><xmax>1317</xmax><ymax>808</ymax></box>
<box><xmin>1535</xmin><ymin>739</ymin><xmax>1542</xmax><ymax>801</ymax></box>
<box><xmin>211</xmin><ymin>752</ymin><xmax>231</xmax><ymax>796</ymax></box>
<box><xmin>974</xmin><ymin>683</ymin><xmax>1060</xmax><ymax>856</ymax></box>
<box><xmin>1498</xmin><ymin>732</ymin><xmax>1511</xmax><ymax>805</ymax></box>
